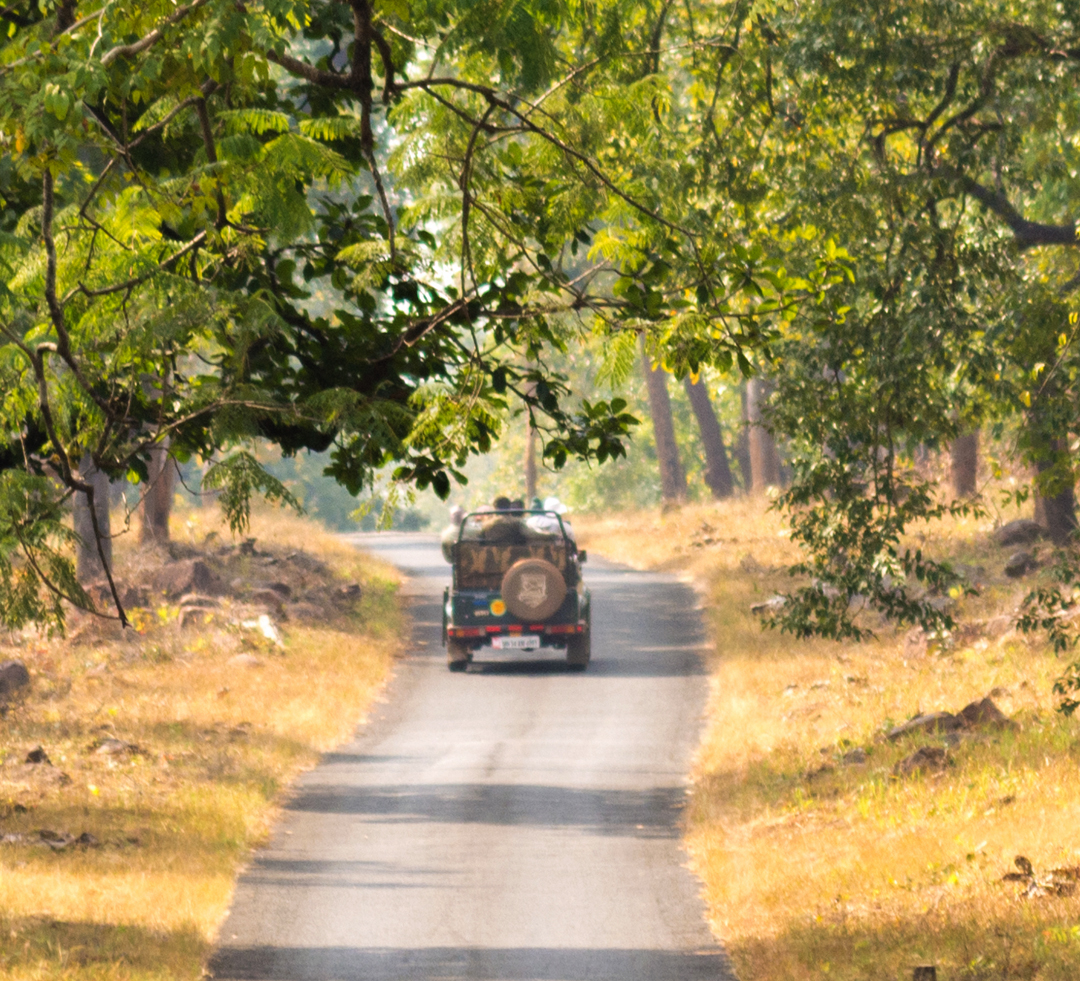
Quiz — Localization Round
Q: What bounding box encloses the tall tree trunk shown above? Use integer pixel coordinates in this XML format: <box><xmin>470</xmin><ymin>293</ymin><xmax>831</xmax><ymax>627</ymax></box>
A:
<box><xmin>735</xmin><ymin>382</ymin><xmax>751</xmax><ymax>491</ymax></box>
<box><xmin>524</xmin><ymin>418</ymin><xmax>537</xmax><ymax>501</ymax></box>
<box><xmin>640</xmin><ymin>336</ymin><xmax>686</xmax><ymax>503</ymax></box>
<box><xmin>746</xmin><ymin>377</ymin><xmax>781</xmax><ymax>492</ymax></box>
<box><xmin>141</xmin><ymin>443</ymin><xmax>175</xmax><ymax>544</ymax></box>
<box><xmin>1033</xmin><ymin>438</ymin><xmax>1078</xmax><ymax>546</ymax></box>
<box><xmin>74</xmin><ymin>453</ymin><xmax>112</xmax><ymax>582</ymax></box>
<box><xmin>950</xmin><ymin>431</ymin><xmax>978</xmax><ymax>497</ymax></box>
<box><xmin>683</xmin><ymin>375</ymin><xmax>734</xmax><ymax>498</ymax></box>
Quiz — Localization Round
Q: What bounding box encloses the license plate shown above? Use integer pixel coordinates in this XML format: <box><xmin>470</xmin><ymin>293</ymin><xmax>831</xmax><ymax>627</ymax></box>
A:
<box><xmin>492</xmin><ymin>635</ymin><xmax>540</xmax><ymax>650</ymax></box>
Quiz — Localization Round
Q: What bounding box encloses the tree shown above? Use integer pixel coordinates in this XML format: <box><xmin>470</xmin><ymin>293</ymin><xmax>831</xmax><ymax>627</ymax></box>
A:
<box><xmin>683</xmin><ymin>376</ymin><xmax>734</xmax><ymax>499</ymax></box>
<box><xmin>1</xmin><ymin>0</ymin><xmax>686</xmax><ymax>628</ymax></box>
<box><xmin>140</xmin><ymin>444</ymin><xmax>176</xmax><ymax>544</ymax></box>
<box><xmin>950</xmin><ymin>433</ymin><xmax>979</xmax><ymax>499</ymax></box>
<box><xmin>746</xmin><ymin>378</ymin><xmax>781</xmax><ymax>494</ymax></box>
<box><xmin>641</xmin><ymin>337</ymin><xmax>686</xmax><ymax>503</ymax></box>
<box><xmin>73</xmin><ymin>454</ymin><xmax>111</xmax><ymax>582</ymax></box>
<box><xmin>670</xmin><ymin>0</ymin><xmax>1080</xmax><ymax>644</ymax></box>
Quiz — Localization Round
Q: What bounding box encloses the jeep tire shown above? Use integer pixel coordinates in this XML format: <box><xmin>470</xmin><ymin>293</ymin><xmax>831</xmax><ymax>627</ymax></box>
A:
<box><xmin>500</xmin><ymin>558</ymin><xmax>567</xmax><ymax>620</ymax></box>
<box><xmin>565</xmin><ymin>629</ymin><xmax>590</xmax><ymax>670</ymax></box>
<box><xmin>447</xmin><ymin>639</ymin><xmax>470</xmax><ymax>672</ymax></box>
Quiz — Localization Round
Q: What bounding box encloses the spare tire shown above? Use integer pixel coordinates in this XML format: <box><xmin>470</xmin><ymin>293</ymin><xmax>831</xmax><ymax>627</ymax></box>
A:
<box><xmin>501</xmin><ymin>558</ymin><xmax>567</xmax><ymax>620</ymax></box>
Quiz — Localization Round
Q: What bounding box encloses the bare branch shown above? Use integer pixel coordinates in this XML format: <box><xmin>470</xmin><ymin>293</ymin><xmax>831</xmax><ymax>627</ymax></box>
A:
<box><xmin>67</xmin><ymin>230</ymin><xmax>208</xmax><ymax>300</ymax></box>
<box><xmin>100</xmin><ymin>0</ymin><xmax>211</xmax><ymax>66</ymax></box>
<box><xmin>265</xmin><ymin>49</ymin><xmax>354</xmax><ymax>90</ymax></box>
<box><xmin>960</xmin><ymin>175</ymin><xmax>1077</xmax><ymax>249</ymax></box>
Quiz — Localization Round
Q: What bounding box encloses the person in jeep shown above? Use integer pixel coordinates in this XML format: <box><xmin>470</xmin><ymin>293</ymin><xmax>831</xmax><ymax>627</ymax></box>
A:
<box><xmin>441</xmin><ymin>503</ymin><xmax>590</xmax><ymax>672</ymax></box>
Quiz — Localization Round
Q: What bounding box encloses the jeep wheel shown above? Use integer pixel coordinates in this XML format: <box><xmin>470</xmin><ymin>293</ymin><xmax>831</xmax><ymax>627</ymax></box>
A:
<box><xmin>447</xmin><ymin>640</ymin><xmax>470</xmax><ymax>672</ymax></box>
<box><xmin>501</xmin><ymin>558</ymin><xmax>567</xmax><ymax>620</ymax></box>
<box><xmin>566</xmin><ymin>629</ymin><xmax>590</xmax><ymax>670</ymax></box>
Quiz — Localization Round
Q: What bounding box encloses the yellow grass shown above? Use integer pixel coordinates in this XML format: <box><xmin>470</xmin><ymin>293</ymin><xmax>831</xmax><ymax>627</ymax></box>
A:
<box><xmin>576</xmin><ymin>500</ymin><xmax>1080</xmax><ymax>981</ymax></box>
<box><xmin>0</xmin><ymin>507</ymin><xmax>403</xmax><ymax>979</ymax></box>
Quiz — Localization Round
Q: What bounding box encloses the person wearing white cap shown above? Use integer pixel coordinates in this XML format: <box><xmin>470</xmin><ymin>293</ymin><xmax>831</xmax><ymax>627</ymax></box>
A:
<box><xmin>440</xmin><ymin>505</ymin><xmax>466</xmax><ymax>562</ymax></box>
<box><xmin>527</xmin><ymin>497</ymin><xmax>575</xmax><ymax>539</ymax></box>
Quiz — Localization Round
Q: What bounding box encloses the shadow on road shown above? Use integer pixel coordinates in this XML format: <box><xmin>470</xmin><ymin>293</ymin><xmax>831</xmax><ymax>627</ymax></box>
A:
<box><xmin>210</xmin><ymin>945</ymin><xmax>731</xmax><ymax>980</ymax></box>
<box><xmin>283</xmin><ymin>782</ymin><xmax>685</xmax><ymax>838</ymax></box>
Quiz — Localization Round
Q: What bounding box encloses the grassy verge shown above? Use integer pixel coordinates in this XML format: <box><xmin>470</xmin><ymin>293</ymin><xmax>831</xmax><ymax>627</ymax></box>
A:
<box><xmin>576</xmin><ymin>500</ymin><xmax>1080</xmax><ymax>981</ymax></box>
<box><xmin>0</xmin><ymin>509</ymin><xmax>402</xmax><ymax>980</ymax></box>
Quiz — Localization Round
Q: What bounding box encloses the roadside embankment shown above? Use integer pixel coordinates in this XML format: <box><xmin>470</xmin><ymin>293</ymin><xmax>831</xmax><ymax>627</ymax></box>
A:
<box><xmin>576</xmin><ymin>500</ymin><xmax>1080</xmax><ymax>981</ymax></box>
<box><xmin>0</xmin><ymin>510</ymin><xmax>403</xmax><ymax>980</ymax></box>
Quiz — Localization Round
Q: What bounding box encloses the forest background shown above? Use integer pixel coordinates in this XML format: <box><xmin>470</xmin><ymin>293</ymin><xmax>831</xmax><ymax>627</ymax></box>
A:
<box><xmin>4</xmin><ymin>0</ymin><xmax>1080</xmax><ymax>672</ymax></box>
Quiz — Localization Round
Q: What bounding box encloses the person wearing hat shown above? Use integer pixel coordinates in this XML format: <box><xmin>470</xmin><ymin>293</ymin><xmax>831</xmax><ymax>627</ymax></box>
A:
<box><xmin>440</xmin><ymin>504</ymin><xmax>466</xmax><ymax>562</ymax></box>
<box><xmin>526</xmin><ymin>496</ymin><xmax>575</xmax><ymax>539</ymax></box>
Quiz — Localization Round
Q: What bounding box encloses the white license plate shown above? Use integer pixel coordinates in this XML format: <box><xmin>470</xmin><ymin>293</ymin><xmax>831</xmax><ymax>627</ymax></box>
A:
<box><xmin>492</xmin><ymin>635</ymin><xmax>540</xmax><ymax>650</ymax></box>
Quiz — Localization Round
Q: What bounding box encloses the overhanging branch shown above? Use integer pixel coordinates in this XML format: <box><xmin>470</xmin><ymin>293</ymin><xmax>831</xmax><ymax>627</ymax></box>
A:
<box><xmin>961</xmin><ymin>176</ymin><xmax>1077</xmax><ymax>249</ymax></box>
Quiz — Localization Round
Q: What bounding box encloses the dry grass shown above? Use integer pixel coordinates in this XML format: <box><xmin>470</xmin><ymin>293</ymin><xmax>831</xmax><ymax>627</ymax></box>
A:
<box><xmin>576</xmin><ymin>499</ymin><xmax>1080</xmax><ymax>981</ymax></box>
<box><xmin>0</xmin><ymin>507</ymin><xmax>403</xmax><ymax>980</ymax></box>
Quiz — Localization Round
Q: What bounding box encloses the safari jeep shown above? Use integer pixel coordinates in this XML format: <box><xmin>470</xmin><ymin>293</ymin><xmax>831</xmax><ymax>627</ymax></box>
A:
<box><xmin>442</xmin><ymin>509</ymin><xmax>591</xmax><ymax>671</ymax></box>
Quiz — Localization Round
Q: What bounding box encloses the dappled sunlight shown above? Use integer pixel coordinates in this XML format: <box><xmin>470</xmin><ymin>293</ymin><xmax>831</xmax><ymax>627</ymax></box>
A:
<box><xmin>582</xmin><ymin>495</ymin><xmax>1080</xmax><ymax>980</ymax></box>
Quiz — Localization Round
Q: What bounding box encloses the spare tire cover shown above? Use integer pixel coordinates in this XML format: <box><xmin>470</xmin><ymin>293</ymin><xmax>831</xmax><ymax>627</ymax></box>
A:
<box><xmin>501</xmin><ymin>558</ymin><xmax>567</xmax><ymax>620</ymax></box>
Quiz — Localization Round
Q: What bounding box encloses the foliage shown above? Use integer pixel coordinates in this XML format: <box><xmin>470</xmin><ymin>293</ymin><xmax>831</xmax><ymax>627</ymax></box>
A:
<box><xmin>681</xmin><ymin>0</ymin><xmax>1080</xmax><ymax>655</ymax></box>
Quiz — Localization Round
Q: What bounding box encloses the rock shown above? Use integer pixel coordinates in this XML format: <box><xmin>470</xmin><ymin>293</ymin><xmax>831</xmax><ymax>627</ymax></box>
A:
<box><xmin>75</xmin><ymin>831</ymin><xmax>100</xmax><ymax>847</ymax></box>
<box><xmin>285</xmin><ymin>602</ymin><xmax>325</xmax><ymax>622</ymax></box>
<box><xmin>166</xmin><ymin>541</ymin><xmax>202</xmax><ymax>560</ymax></box>
<box><xmin>179</xmin><ymin>593</ymin><xmax>220</xmax><ymax>609</ymax></box>
<box><xmin>228</xmin><ymin>653</ymin><xmax>263</xmax><ymax>668</ymax></box>
<box><xmin>251</xmin><ymin>589</ymin><xmax>287</xmax><ymax>613</ymax></box>
<box><xmin>152</xmin><ymin>560</ymin><xmax>224</xmax><ymax>598</ymax></box>
<box><xmin>994</xmin><ymin>519</ymin><xmax>1045</xmax><ymax>547</ymax></box>
<box><xmin>894</xmin><ymin>745</ymin><xmax>950</xmax><ymax>776</ymax></box>
<box><xmin>0</xmin><ymin>660</ymin><xmax>30</xmax><ymax>702</ymax></box>
<box><xmin>886</xmin><ymin>711</ymin><xmax>963</xmax><ymax>741</ymax></box>
<box><xmin>750</xmin><ymin>595</ymin><xmax>786</xmax><ymax>614</ymax></box>
<box><xmin>25</xmin><ymin>746</ymin><xmax>50</xmax><ymax>765</ymax></box>
<box><xmin>94</xmin><ymin>738</ymin><xmax>138</xmax><ymax>756</ymax></box>
<box><xmin>1004</xmin><ymin>550</ymin><xmax>1038</xmax><ymax>578</ymax></box>
<box><xmin>840</xmin><ymin>747</ymin><xmax>867</xmax><ymax>765</ymax></box>
<box><xmin>0</xmin><ymin>661</ymin><xmax>30</xmax><ymax>704</ymax></box>
<box><xmin>252</xmin><ymin>581</ymin><xmax>292</xmax><ymax>600</ymax></box>
<box><xmin>38</xmin><ymin>829</ymin><xmax>74</xmax><ymax>850</ymax></box>
<box><xmin>952</xmin><ymin>563</ymin><xmax>988</xmax><ymax>587</ymax></box>
<box><xmin>120</xmin><ymin>584</ymin><xmax>150</xmax><ymax>608</ymax></box>
<box><xmin>240</xmin><ymin>614</ymin><xmax>283</xmax><ymax>647</ymax></box>
<box><xmin>335</xmin><ymin>583</ymin><xmax>362</xmax><ymax>603</ymax></box>
<box><xmin>10</xmin><ymin>763</ymin><xmax>71</xmax><ymax>787</ymax></box>
<box><xmin>239</xmin><ymin>538</ymin><xmax>258</xmax><ymax>557</ymax></box>
<box><xmin>959</xmin><ymin>697</ymin><xmax>1018</xmax><ymax>730</ymax></box>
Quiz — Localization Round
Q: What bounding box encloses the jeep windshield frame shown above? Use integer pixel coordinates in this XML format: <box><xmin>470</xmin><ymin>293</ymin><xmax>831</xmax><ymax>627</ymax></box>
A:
<box><xmin>455</xmin><ymin>509</ymin><xmax>572</xmax><ymax>546</ymax></box>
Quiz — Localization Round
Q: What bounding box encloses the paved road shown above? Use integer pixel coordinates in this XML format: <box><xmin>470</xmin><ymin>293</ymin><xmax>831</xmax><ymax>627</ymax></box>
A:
<box><xmin>210</xmin><ymin>533</ymin><xmax>734</xmax><ymax>981</ymax></box>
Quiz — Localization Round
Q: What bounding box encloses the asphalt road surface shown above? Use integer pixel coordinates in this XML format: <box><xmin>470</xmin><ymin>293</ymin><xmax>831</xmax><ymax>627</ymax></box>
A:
<box><xmin>210</xmin><ymin>533</ymin><xmax>734</xmax><ymax>981</ymax></box>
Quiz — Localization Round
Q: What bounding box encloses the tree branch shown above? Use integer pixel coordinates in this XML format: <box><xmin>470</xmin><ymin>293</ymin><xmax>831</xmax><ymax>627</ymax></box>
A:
<box><xmin>195</xmin><ymin>96</ymin><xmax>227</xmax><ymax>227</ymax></box>
<box><xmin>100</xmin><ymin>0</ymin><xmax>211</xmax><ymax>66</ymax></box>
<box><xmin>960</xmin><ymin>175</ymin><xmax>1077</xmax><ymax>249</ymax></box>
<box><xmin>265</xmin><ymin>49</ymin><xmax>354</xmax><ymax>90</ymax></box>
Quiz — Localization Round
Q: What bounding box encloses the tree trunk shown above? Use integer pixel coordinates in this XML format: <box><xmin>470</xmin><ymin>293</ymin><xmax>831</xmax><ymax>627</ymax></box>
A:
<box><xmin>746</xmin><ymin>377</ymin><xmax>781</xmax><ymax>492</ymax></box>
<box><xmin>640</xmin><ymin>336</ymin><xmax>686</xmax><ymax>503</ymax></box>
<box><xmin>735</xmin><ymin>382</ymin><xmax>751</xmax><ymax>491</ymax></box>
<box><xmin>74</xmin><ymin>453</ymin><xmax>113</xmax><ymax>582</ymax></box>
<box><xmin>524</xmin><ymin>417</ymin><xmax>537</xmax><ymax>502</ymax></box>
<box><xmin>950</xmin><ymin>431</ymin><xmax>978</xmax><ymax>497</ymax></box>
<box><xmin>683</xmin><ymin>375</ymin><xmax>734</xmax><ymax>498</ymax></box>
<box><xmin>141</xmin><ymin>443</ymin><xmax>175</xmax><ymax>543</ymax></box>
<box><xmin>1034</xmin><ymin>438</ymin><xmax>1078</xmax><ymax>546</ymax></box>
